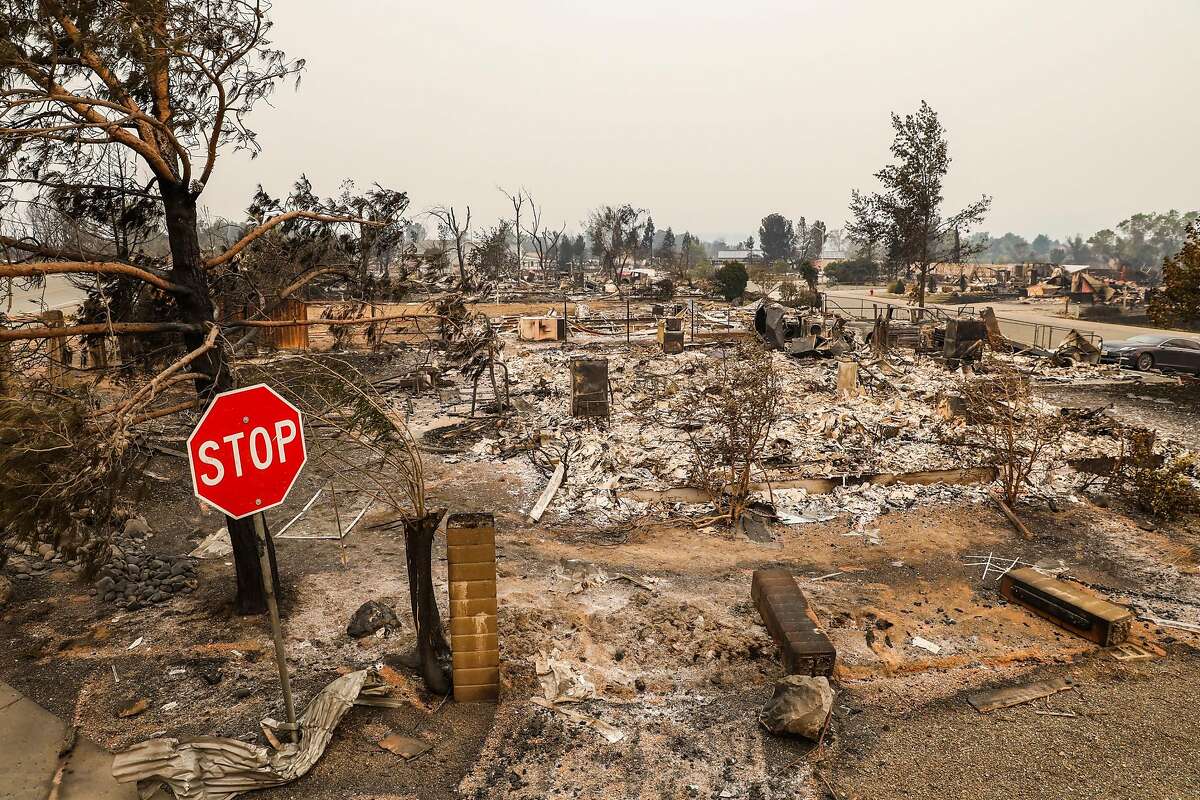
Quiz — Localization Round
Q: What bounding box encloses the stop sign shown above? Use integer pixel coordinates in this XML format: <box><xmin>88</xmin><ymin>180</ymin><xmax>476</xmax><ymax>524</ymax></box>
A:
<box><xmin>187</xmin><ymin>384</ymin><xmax>307</xmax><ymax>519</ymax></box>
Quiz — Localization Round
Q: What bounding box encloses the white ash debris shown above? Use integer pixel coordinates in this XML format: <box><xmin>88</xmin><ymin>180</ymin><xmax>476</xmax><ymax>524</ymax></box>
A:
<box><xmin>431</xmin><ymin>332</ymin><xmax>1194</xmax><ymax>525</ymax></box>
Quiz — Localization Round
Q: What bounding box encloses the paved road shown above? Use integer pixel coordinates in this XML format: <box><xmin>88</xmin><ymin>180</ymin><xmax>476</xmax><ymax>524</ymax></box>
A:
<box><xmin>822</xmin><ymin>285</ymin><xmax>1196</xmax><ymax>348</ymax></box>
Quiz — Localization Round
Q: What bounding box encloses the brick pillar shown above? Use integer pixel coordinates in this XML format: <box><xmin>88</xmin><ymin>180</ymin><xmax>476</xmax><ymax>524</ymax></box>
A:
<box><xmin>447</xmin><ymin>513</ymin><xmax>499</xmax><ymax>702</ymax></box>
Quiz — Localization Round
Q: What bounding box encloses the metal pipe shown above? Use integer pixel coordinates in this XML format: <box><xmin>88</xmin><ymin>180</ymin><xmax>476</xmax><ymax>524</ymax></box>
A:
<box><xmin>254</xmin><ymin>512</ymin><xmax>298</xmax><ymax>741</ymax></box>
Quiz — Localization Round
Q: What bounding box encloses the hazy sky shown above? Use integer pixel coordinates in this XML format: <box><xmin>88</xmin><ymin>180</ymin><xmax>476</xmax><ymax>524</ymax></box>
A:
<box><xmin>202</xmin><ymin>0</ymin><xmax>1200</xmax><ymax>242</ymax></box>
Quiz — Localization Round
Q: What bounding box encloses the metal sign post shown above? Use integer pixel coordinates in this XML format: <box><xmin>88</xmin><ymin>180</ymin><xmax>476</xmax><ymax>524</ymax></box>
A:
<box><xmin>254</xmin><ymin>511</ymin><xmax>298</xmax><ymax>743</ymax></box>
<box><xmin>186</xmin><ymin>384</ymin><xmax>308</xmax><ymax>745</ymax></box>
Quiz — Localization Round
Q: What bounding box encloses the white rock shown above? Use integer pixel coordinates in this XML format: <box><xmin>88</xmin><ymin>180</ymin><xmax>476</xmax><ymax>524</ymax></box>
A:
<box><xmin>759</xmin><ymin>675</ymin><xmax>834</xmax><ymax>740</ymax></box>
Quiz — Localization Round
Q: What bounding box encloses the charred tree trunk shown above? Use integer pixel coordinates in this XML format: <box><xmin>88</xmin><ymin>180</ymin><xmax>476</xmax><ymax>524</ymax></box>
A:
<box><xmin>161</xmin><ymin>182</ymin><xmax>279</xmax><ymax>615</ymax></box>
<box><xmin>404</xmin><ymin>509</ymin><xmax>451</xmax><ymax>694</ymax></box>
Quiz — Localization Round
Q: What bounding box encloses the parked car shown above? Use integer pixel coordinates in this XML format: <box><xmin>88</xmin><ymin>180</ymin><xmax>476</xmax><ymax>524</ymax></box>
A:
<box><xmin>1100</xmin><ymin>333</ymin><xmax>1200</xmax><ymax>373</ymax></box>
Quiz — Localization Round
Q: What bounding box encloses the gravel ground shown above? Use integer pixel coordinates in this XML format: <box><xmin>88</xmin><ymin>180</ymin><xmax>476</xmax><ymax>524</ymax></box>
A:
<box><xmin>830</xmin><ymin>647</ymin><xmax>1200</xmax><ymax>800</ymax></box>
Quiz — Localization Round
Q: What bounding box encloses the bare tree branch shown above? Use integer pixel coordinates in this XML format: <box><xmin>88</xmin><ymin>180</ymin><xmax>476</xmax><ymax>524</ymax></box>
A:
<box><xmin>0</xmin><ymin>261</ymin><xmax>190</xmax><ymax>295</ymax></box>
<box><xmin>0</xmin><ymin>321</ymin><xmax>201</xmax><ymax>342</ymax></box>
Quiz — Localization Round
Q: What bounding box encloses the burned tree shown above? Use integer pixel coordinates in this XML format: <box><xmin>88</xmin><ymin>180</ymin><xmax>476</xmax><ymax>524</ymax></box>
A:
<box><xmin>0</xmin><ymin>1</ymin><xmax>395</xmax><ymax>614</ymax></box>
<box><xmin>427</xmin><ymin>204</ymin><xmax>472</xmax><ymax>287</ymax></box>
<box><xmin>499</xmin><ymin>186</ymin><xmax>525</xmax><ymax>271</ymax></box>
<box><xmin>227</xmin><ymin>177</ymin><xmax>409</xmax><ymax>314</ymax></box>
<box><xmin>521</xmin><ymin>190</ymin><xmax>565</xmax><ymax>283</ymax></box>
<box><xmin>468</xmin><ymin>222</ymin><xmax>516</xmax><ymax>285</ymax></box>
<box><xmin>586</xmin><ymin>204</ymin><xmax>644</xmax><ymax>286</ymax></box>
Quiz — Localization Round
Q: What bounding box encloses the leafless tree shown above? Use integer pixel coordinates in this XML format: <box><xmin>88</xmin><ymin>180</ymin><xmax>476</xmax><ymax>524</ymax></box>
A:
<box><xmin>521</xmin><ymin>190</ymin><xmax>564</xmax><ymax>283</ymax></box>
<box><xmin>498</xmin><ymin>186</ymin><xmax>525</xmax><ymax>275</ymax></box>
<box><xmin>674</xmin><ymin>344</ymin><xmax>782</xmax><ymax>523</ymax></box>
<box><xmin>948</xmin><ymin>362</ymin><xmax>1067</xmax><ymax>514</ymax></box>
<box><xmin>427</xmin><ymin>205</ymin><xmax>472</xmax><ymax>287</ymax></box>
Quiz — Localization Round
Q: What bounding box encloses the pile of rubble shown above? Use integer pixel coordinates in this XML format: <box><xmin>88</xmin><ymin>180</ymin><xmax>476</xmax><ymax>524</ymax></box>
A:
<box><xmin>4</xmin><ymin>539</ymin><xmax>89</xmax><ymax>581</ymax></box>
<box><xmin>428</xmin><ymin>335</ymin><xmax>1176</xmax><ymax>528</ymax></box>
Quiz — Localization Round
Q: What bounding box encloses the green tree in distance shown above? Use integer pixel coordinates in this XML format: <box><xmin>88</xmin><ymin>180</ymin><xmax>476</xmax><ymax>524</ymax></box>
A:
<box><xmin>758</xmin><ymin>213</ymin><xmax>795</xmax><ymax>262</ymax></box>
<box><xmin>714</xmin><ymin>262</ymin><xmax>748</xmax><ymax>300</ymax></box>
<box><xmin>851</xmin><ymin>101</ymin><xmax>990</xmax><ymax>307</ymax></box>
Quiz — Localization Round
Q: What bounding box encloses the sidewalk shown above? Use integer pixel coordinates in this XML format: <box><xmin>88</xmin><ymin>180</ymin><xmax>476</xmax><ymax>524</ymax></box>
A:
<box><xmin>0</xmin><ymin>680</ymin><xmax>136</xmax><ymax>800</ymax></box>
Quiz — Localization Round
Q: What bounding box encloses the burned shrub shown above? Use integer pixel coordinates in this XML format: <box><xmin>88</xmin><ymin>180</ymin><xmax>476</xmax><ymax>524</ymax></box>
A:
<box><xmin>1132</xmin><ymin>456</ymin><xmax>1200</xmax><ymax>521</ymax></box>
<box><xmin>1108</xmin><ymin>426</ymin><xmax>1200</xmax><ymax>521</ymax></box>
<box><xmin>947</xmin><ymin>364</ymin><xmax>1067</xmax><ymax>507</ymax></box>
<box><xmin>0</xmin><ymin>391</ymin><xmax>135</xmax><ymax>568</ymax></box>
<box><xmin>673</xmin><ymin>344</ymin><xmax>782</xmax><ymax>523</ymax></box>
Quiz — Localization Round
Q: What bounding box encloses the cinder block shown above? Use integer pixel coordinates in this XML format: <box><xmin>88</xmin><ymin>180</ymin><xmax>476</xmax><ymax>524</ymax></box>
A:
<box><xmin>454</xmin><ymin>683</ymin><xmax>499</xmax><ymax>703</ymax></box>
<box><xmin>450</xmin><ymin>613</ymin><xmax>498</xmax><ymax>636</ymax></box>
<box><xmin>447</xmin><ymin>544</ymin><xmax>496</xmax><ymax>566</ymax></box>
<box><xmin>1000</xmin><ymin>567</ymin><xmax>1132</xmax><ymax>646</ymax></box>
<box><xmin>448</xmin><ymin>561</ymin><xmax>497</xmax><ymax>582</ymax></box>
<box><xmin>447</xmin><ymin>524</ymin><xmax>496</xmax><ymax>547</ymax></box>
<box><xmin>454</xmin><ymin>666</ymin><xmax>500</xmax><ymax>686</ymax></box>
<box><xmin>450</xmin><ymin>597</ymin><xmax>498</xmax><ymax>617</ymax></box>
<box><xmin>451</xmin><ymin>633</ymin><xmax>498</xmax><ymax>653</ymax></box>
<box><xmin>449</xmin><ymin>579</ymin><xmax>497</xmax><ymax>601</ymax></box>
<box><xmin>453</xmin><ymin>649</ymin><xmax>500</xmax><ymax>669</ymax></box>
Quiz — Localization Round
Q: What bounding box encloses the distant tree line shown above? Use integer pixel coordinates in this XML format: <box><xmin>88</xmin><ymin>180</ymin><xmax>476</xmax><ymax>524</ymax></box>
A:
<box><xmin>970</xmin><ymin>210</ymin><xmax>1199</xmax><ymax>280</ymax></box>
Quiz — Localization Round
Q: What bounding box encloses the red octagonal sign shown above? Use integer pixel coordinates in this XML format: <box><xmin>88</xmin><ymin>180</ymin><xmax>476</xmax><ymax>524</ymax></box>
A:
<box><xmin>187</xmin><ymin>384</ymin><xmax>307</xmax><ymax>520</ymax></box>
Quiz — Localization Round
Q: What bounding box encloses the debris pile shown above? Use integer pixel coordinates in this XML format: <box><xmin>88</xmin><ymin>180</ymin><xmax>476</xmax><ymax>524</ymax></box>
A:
<box><xmin>425</xmin><ymin>334</ymin><xmax>1185</xmax><ymax>528</ymax></box>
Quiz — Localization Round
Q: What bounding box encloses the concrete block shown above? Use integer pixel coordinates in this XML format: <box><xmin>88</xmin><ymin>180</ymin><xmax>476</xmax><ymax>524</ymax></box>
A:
<box><xmin>454</xmin><ymin>666</ymin><xmax>500</xmax><ymax>687</ymax></box>
<box><xmin>448</xmin><ymin>579</ymin><xmax>498</xmax><ymax>601</ymax></box>
<box><xmin>450</xmin><ymin>597</ymin><xmax>498</xmax><ymax>617</ymax></box>
<box><xmin>451</xmin><ymin>633</ymin><xmax>498</xmax><ymax>653</ymax></box>
<box><xmin>448</xmin><ymin>561</ymin><xmax>497</xmax><ymax>582</ymax></box>
<box><xmin>447</xmin><ymin>544</ymin><xmax>495</xmax><ymax>566</ymax></box>
<box><xmin>452</xmin><ymin>649</ymin><xmax>501</xmax><ymax>670</ymax></box>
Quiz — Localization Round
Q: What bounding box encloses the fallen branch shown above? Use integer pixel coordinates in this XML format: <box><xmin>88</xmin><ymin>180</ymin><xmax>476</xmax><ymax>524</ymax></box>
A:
<box><xmin>98</xmin><ymin>324</ymin><xmax>220</xmax><ymax>418</ymax></box>
<box><xmin>0</xmin><ymin>260</ymin><xmax>190</xmax><ymax>295</ymax></box>
<box><xmin>129</xmin><ymin>398</ymin><xmax>200</xmax><ymax>425</ymax></box>
<box><xmin>0</xmin><ymin>321</ymin><xmax>202</xmax><ymax>342</ymax></box>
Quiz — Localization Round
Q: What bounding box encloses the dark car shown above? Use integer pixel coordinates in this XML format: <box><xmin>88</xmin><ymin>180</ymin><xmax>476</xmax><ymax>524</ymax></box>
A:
<box><xmin>1100</xmin><ymin>333</ymin><xmax>1200</xmax><ymax>374</ymax></box>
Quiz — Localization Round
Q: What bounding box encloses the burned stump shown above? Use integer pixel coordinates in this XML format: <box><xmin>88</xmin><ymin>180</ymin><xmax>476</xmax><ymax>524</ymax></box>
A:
<box><xmin>404</xmin><ymin>510</ymin><xmax>452</xmax><ymax>694</ymax></box>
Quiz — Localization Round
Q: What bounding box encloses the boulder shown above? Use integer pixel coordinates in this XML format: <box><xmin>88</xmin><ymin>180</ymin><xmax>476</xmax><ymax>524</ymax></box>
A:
<box><xmin>0</xmin><ymin>576</ymin><xmax>12</xmax><ymax>606</ymax></box>
<box><xmin>347</xmin><ymin>600</ymin><xmax>401</xmax><ymax>638</ymax></box>
<box><xmin>759</xmin><ymin>675</ymin><xmax>834</xmax><ymax>740</ymax></box>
